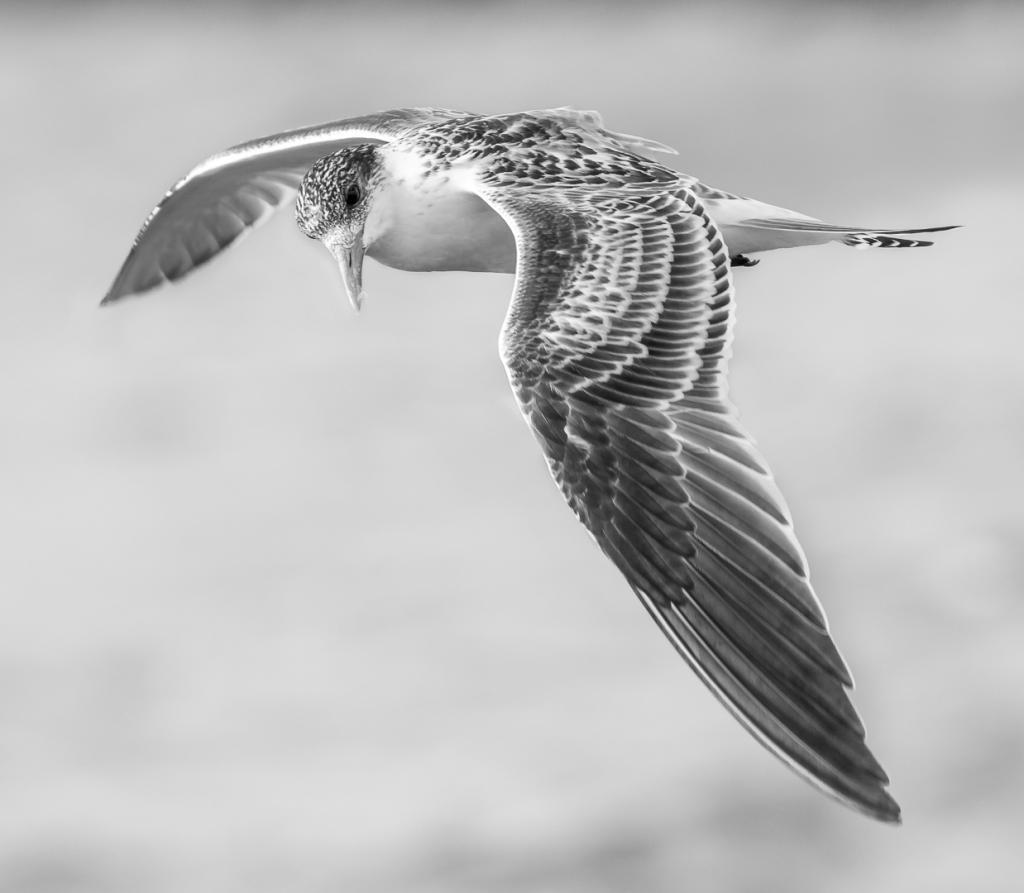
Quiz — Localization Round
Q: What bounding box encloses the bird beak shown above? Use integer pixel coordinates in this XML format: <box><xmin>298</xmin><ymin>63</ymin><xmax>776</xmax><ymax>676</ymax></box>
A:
<box><xmin>325</xmin><ymin>233</ymin><xmax>365</xmax><ymax>312</ymax></box>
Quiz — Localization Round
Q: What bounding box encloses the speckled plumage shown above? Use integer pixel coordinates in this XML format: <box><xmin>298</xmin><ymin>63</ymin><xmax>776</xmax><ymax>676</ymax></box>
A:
<box><xmin>103</xmin><ymin>106</ymin><xmax>958</xmax><ymax>824</ymax></box>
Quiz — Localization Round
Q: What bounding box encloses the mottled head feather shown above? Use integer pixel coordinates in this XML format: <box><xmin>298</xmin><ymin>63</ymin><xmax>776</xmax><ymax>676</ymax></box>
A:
<box><xmin>295</xmin><ymin>144</ymin><xmax>382</xmax><ymax>241</ymax></box>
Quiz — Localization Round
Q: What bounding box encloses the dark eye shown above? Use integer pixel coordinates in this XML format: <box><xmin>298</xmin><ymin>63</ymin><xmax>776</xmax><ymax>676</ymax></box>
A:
<box><xmin>344</xmin><ymin>183</ymin><xmax>362</xmax><ymax>207</ymax></box>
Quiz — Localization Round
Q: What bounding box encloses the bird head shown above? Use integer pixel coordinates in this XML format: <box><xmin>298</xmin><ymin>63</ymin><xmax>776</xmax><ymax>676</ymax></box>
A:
<box><xmin>296</xmin><ymin>145</ymin><xmax>381</xmax><ymax>310</ymax></box>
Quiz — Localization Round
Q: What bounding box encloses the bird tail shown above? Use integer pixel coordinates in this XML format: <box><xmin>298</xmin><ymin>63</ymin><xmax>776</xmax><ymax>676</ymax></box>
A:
<box><xmin>743</xmin><ymin>218</ymin><xmax>959</xmax><ymax>250</ymax></box>
<box><xmin>840</xmin><ymin>229</ymin><xmax>952</xmax><ymax>249</ymax></box>
<box><xmin>721</xmin><ymin>212</ymin><xmax>959</xmax><ymax>257</ymax></box>
<box><xmin>694</xmin><ymin>186</ymin><xmax>959</xmax><ymax>256</ymax></box>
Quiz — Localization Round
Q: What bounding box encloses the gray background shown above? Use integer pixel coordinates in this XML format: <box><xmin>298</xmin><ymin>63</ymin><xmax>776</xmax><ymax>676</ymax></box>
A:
<box><xmin>2</xmin><ymin>1</ymin><xmax>1022</xmax><ymax>891</ymax></box>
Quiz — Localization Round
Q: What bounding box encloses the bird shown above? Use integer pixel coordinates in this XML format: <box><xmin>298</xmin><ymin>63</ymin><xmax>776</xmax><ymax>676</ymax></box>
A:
<box><xmin>103</xmin><ymin>106</ymin><xmax>957</xmax><ymax>823</ymax></box>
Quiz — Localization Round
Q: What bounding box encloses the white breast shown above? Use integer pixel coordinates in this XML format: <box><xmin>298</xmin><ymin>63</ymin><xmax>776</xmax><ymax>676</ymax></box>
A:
<box><xmin>363</xmin><ymin>155</ymin><xmax>517</xmax><ymax>275</ymax></box>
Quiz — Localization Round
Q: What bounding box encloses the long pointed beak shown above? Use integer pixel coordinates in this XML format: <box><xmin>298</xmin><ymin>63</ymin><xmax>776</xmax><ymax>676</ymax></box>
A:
<box><xmin>325</xmin><ymin>236</ymin><xmax>365</xmax><ymax>312</ymax></box>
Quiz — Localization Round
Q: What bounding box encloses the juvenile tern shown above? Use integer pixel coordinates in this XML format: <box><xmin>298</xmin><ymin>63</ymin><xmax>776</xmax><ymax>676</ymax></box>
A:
<box><xmin>104</xmin><ymin>107</ymin><xmax>957</xmax><ymax>822</ymax></box>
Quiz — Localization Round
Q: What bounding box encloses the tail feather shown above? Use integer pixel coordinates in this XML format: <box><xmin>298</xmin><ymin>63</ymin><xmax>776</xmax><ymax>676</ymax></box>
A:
<box><xmin>742</xmin><ymin>218</ymin><xmax>960</xmax><ymax>249</ymax></box>
<box><xmin>690</xmin><ymin>182</ymin><xmax>958</xmax><ymax>256</ymax></box>
<box><xmin>842</xmin><ymin>232</ymin><xmax>942</xmax><ymax>249</ymax></box>
<box><xmin>719</xmin><ymin>210</ymin><xmax>958</xmax><ymax>256</ymax></box>
<box><xmin>742</xmin><ymin>219</ymin><xmax>959</xmax><ymax>238</ymax></box>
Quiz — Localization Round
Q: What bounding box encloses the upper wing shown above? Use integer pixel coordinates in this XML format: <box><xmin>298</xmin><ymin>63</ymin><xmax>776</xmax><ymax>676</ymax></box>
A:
<box><xmin>102</xmin><ymin>107</ymin><xmax>467</xmax><ymax>304</ymax></box>
<box><xmin>480</xmin><ymin>179</ymin><xmax>901</xmax><ymax>822</ymax></box>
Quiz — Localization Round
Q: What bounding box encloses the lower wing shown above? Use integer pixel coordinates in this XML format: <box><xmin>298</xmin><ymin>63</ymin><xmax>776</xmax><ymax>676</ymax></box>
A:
<box><xmin>480</xmin><ymin>171</ymin><xmax>901</xmax><ymax>822</ymax></box>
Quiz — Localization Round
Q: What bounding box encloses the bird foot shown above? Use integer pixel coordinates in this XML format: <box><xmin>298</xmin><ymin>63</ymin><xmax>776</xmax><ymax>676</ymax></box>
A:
<box><xmin>730</xmin><ymin>254</ymin><xmax>760</xmax><ymax>267</ymax></box>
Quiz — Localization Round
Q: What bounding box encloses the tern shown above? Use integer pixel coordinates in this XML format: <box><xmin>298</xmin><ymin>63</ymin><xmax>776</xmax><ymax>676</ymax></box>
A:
<box><xmin>104</xmin><ymin>107</ymin><xmax>957</xmax><ymax>823</ymax></box>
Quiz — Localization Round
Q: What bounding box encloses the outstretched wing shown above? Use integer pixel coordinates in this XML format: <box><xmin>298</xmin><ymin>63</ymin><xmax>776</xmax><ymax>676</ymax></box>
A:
<box><xmin>480</xmin><ymin>179</ymin><xmax>901</xmax><ymax>822</ymax></box>
<box><xmin>103</xmin><ymin>107</ymin><xmax>468</xmax><ymax>304</ymax></box>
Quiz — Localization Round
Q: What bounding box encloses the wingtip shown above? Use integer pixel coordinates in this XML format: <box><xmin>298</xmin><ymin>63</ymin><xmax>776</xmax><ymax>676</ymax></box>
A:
<box><xmin>99</xmin><ymin>280</ymin><xmax>135</xmax><ymax>308</ymax></box>
<box><xmin>824</xmin><ymin>765</ymin><xmax>902</xmax><ymax>825</ymax></box>
<box><xmin>99</xmin><ymin>277</ymin><xmax>156</xmax><ymax>307</ymax></box>
<box><xmin>100</xmin><ymin>255</ymin><xmax>140</xmax><ymax>307</ymax></box>
<box><xmin>865</xmin><ymin>789</ymin><xmax>903</xmax><ymax>825</ymax></box>
<box><xmin>100</xmin><ymin>259</ymin><xmax>170</xmax><ymax>307</ymax></box>
<box><xmin>807</xmin><ymin>758</ymin><xmax>903</xmax><ymax>825</ymax></box>
<box><xmin>807</xmin><ymin>770</ymin><xmax>901</xmax><ymax>824</ymax></box>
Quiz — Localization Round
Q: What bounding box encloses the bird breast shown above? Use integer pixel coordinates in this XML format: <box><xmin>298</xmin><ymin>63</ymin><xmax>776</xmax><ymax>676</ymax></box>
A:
<box><xmin>363</xmin><ymin>170</ymin><xmax>517</xmax><ymax>275</ymax></box>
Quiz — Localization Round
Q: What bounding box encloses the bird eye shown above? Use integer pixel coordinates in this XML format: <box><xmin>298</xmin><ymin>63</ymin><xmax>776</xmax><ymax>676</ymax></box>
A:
<box><xmin>345</xmin><ymin>184</ymin><xmax>362</xmax><ymax>207</ymax></box>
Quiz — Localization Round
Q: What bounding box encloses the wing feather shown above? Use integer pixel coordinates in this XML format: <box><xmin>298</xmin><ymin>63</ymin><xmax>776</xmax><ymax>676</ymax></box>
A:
<box><xmin>103</xmin><ymin>108</ymin><xmax>467</xmax><ymax>304</ymax></box>
<box><xmin>477</xmin><ymin>172</ymin><xmax>900</xmax><ymax>822</ymax></box>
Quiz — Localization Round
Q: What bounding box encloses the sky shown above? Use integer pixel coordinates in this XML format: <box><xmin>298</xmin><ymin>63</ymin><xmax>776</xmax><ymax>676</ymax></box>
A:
<box><xmin>1</xmin><ymin>2</ymin><xmax>1022</xmax><ymax>891</ymax></box>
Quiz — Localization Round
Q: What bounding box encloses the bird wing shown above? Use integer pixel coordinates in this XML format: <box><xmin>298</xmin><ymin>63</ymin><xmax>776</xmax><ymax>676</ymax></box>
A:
<box><xmin>475</xmin><ymin>175</ymin><xmax>901</xmax><ymax>822</ymax></box>
<box><xmin>103</xmin><ymin>107</ymin><xmax>467</xmax><ymax>304</ymax></box>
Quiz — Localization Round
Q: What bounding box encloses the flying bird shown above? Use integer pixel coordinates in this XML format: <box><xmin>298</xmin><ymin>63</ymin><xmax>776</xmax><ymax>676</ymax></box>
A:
<box><xmin>103</xmin><ymin>107</ymin><xmax>956</xmax><ymax>823</ymax></box>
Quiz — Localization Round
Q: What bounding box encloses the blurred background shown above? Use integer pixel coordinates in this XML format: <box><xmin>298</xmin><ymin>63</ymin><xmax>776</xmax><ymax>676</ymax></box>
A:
<box><xmin>2</xmin><ymin>1</ymin><xmax>1022</xmax><ymax>890</ymax></box>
